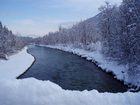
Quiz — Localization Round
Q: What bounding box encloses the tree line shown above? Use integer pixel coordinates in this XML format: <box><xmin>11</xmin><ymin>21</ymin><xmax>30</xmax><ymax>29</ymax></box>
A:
<box><xmin>0</xmin><ymin>22</ymin><xmax>33</xmax><ymax>59</ymax></box>
<box><xmin>99</xmin><ymin>0</ymin><xmax>140</xmax><ymax>78</ymax></box>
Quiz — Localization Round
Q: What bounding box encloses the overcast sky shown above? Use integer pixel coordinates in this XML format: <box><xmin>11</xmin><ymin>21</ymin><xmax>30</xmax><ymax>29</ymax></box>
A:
<box><xmin>0</xmin><ymin>0</ymin><xmax>122</xmax><ymax>37</ymax></box>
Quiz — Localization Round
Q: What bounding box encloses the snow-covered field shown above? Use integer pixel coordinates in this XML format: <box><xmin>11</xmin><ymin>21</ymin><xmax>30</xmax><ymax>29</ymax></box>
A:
<box><xmin>0</xmin><ymin>46</ymin><xmax>140</xmax><ymax>105</ymax></box>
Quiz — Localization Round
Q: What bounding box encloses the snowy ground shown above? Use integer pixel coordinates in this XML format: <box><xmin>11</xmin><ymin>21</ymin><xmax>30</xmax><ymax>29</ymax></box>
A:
<box><xmin>0</xmin><ymin>47</ymin><xmax>34</xmax><ymax>80</ymax></box>
<box><xmin>0</xmin><ymin>45</ymin><xmax>140</xmax><ymax>105</ymax></box>
<box><xmin>40</xmin><ymin>44</ymin><xmax>140</xmax><ymax>88</ymax></box>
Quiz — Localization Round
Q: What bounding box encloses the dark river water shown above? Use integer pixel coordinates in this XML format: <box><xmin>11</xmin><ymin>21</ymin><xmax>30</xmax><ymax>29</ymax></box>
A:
<box><xmin>18</xmin><ymin>45</ymin><xmax>128</xmax><ymax>92</ymax></box>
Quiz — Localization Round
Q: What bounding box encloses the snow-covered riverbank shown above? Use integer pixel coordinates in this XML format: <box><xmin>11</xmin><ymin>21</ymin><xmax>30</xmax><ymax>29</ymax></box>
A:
<box><xmin>0</xmin><ymin>47</ymin><xmax>35</xmax><ymax>80</ymax></box>
<box><xmin>40</xmin><ymin>44</ymin><xmax>140</xmax><ymax>88</ymax></box>
<box><xmin>0</xmin><ymin>45</ymin><xmax>140</xmax><ymax>105</ymax></box>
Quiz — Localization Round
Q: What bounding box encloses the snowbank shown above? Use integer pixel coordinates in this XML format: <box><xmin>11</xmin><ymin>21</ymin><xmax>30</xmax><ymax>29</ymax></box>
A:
<box><xmin>0</xmin><ymin>78</ymin><xmax>140</xmax><ymax>105</ymax></box>
<box><xmin>40</xmin><ymin>44</ymin><xmax>140</xmax><ymax>87</ymax></box>
<box><xmin>0</xmin><ymin>45</ymin><xmax>140</xmax><ymax>105</ymax></box>
<box><xmin>0</xmin><ymin>47</ymin><xmax>35</xmax><ymax>80</ymax></box>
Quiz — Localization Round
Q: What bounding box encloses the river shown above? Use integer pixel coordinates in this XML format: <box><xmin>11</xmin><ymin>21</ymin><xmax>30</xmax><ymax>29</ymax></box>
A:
<box><xmin>18</xmin><ymin>45</ymin><xmax>128</xmax><ymax>93</ymax></box>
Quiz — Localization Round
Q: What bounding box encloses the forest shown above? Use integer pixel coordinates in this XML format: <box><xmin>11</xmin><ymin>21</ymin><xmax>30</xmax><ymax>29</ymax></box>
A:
<box><xmin>0</xmin><ymin>22</ymin><xmax>33</xmax><ymax>59</ymax></box>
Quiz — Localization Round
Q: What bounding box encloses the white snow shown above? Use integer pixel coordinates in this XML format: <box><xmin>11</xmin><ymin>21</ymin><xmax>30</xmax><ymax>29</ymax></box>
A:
<box><xmin>40</xmin><ymin>44</ymin><xmax>140</xmax><ymax>87</ymax></box>
<box><xmin>0</xmin><ymin>78</ymin><xmax>140</xmax><ymax>105</ymax></box>
<box><xmin>0</xmin><ymin>45</ymin><xmax>140</xmax><ymax>105</ymax></box>
<box><xmin>0</xmin><ymin>47</ymin><xmax>34</xmax><ymax>80</ymax></box>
